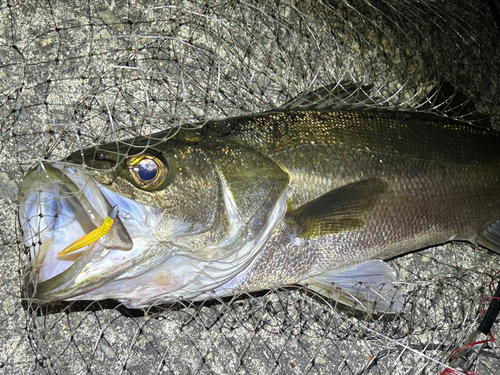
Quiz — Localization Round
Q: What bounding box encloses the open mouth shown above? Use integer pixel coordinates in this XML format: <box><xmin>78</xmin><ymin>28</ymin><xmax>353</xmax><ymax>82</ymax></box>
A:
<box><xmin>18</xmin><ymin>161</ymin><xmax>160</xmax><ymax>302</ymax></box>
<box><xmin>18</xmin><ymin>159</ymin><xmax>288</xmax><ymax>308</ymax></box>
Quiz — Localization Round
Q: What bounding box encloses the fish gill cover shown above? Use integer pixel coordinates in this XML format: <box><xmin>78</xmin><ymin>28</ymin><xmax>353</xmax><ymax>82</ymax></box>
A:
<box><xmin>1</xmin><ymin>0</ymin><xmax>500</xmax><ymax>374</ymax></box>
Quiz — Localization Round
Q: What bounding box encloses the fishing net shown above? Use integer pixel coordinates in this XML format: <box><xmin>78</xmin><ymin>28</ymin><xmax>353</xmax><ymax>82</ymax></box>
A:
<box><xmin>1</xmin><ymin>0</ymin><xmax>500</xmax><ymax>373</ymax></box>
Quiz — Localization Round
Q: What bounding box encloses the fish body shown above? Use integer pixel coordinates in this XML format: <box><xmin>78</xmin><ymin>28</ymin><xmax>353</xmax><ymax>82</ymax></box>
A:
<box><xmin>203</xmin><ymin>110</ymin><xmax>500</xmax><ymax>291</ymax></box>
<box><xmin>19</xmin><ymin>106</ymin><xmax>500</xmax><ymax>311</ymax></box>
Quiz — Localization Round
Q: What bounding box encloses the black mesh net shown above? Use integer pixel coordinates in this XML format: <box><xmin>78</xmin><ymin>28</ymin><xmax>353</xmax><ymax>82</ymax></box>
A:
<box><xmin>1</xmin><ymin>1</ymin><xmax>500</xmax><ymax>374</ymax></box>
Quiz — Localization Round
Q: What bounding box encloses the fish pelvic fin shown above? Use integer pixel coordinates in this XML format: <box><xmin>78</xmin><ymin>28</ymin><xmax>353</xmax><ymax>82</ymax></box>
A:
<box><xmin>305</xmin><ymin>260</ymin><xmax>404</xmax><ymax>314</ymax></box>
<box><xmin>476</xmin><ymin>218</ymin><xmax>500</xmax><ymax>254</ymax></box>
<box><xmin>285</xmin><ymin>178</ymin><xmax>388</xmax><ymax>239</ymax></box>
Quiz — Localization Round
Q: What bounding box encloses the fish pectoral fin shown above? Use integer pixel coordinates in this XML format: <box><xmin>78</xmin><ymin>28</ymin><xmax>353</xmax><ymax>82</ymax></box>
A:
<box><xmin>476</xmin><ymin>218</ymin><xmax>500</xmax><ymax>254</ymax></box>
<box><xmin>305</xmin><ymin>260</ymin><xmax>403</xmax><ymax>314</ymax></box>
<box><xmin>285</xmin><ymin>178</ymin><xmax>388</xmax><ymax>239</ymax></box>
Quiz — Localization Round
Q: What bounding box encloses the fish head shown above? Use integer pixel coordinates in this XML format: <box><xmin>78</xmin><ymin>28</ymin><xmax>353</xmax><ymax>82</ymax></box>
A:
<box><xmin>18</xmin><ymin>129</ymin><xmax>289</xmax><ymax>307</ymax></box>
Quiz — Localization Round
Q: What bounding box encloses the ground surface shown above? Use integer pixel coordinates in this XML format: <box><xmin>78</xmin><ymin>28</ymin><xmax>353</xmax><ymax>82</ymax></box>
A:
<box><xmin>1</xmin><ymin>1</ymin><xmax>500</xmax><ymax>374</ymax></box>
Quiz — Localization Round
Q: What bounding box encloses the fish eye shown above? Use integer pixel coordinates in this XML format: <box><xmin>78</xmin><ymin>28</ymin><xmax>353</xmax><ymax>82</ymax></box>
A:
<box><xmin>128</xmin><ymin>155</ymin><xmax>168</xmax><ymax>190</ymax></box>
<box><xmin>136</xmin><ymin>158</ymin><xmax>157</xmax><ymax>181</ymax></box>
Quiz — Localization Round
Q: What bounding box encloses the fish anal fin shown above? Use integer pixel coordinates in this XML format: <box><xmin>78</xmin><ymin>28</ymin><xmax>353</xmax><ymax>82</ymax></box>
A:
<box><xmin>476</xmin><ymin>218</ymin><xmax>500</xmax><ymax>254</ymax></box>
<box><xmin>306</xmin><ymin>260</ymin><xmax>403</xmax><ymax>313</ymax></box>
<box><xmin>286</xmin><ymin>178</ymin><xmax>388</xmax><ymax>239</ymax></box>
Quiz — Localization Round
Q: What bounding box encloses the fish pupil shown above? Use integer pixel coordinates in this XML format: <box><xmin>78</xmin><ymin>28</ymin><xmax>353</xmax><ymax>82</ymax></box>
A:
<box><xmin>137</xmin><ymin>159</ymin><xmax>158</xmax><ymax>181</ymax></box>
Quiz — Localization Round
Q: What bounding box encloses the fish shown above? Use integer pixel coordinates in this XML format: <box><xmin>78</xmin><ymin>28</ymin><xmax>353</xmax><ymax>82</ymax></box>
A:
<box><xmin>18</xmin><ymin>85</ymin><xmax>500</xmax><ymax>313</ymax></box>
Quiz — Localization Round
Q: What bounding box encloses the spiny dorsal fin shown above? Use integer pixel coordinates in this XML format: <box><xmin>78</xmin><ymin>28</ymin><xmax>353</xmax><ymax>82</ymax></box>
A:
<box><xmin>275</xmin><ymin>82</ymin><xmax>377</xmax><ymax>113</ymax></box>
<box><xmin>476</xmin><ymin>218</ymin><xmax>500</xmax><ymax>254</ymax></box>
<box><xmin>286</xmin><ymin>178</ymin><xmax>388</xmax><ymax>239</ymax></box>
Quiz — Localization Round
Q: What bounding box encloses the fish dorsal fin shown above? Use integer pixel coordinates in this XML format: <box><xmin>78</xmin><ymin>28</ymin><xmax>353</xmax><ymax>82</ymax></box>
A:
<box><xmin>476</xmin><ymin>218</ymin><xmax>500</xmax><ymax>254</ymax></box>
<box><xmin>415</xmin><ymin>81</ymin><xmax>491</xmax><ymax>127</ymax></box>
<box><xmin>306</xmin><ymin>260</ymin><xmax>403</xmax><ymax>313</ymax></box>
<box><xmin>286</xmin><ymin>178</ymin><xmax>388</xmax><ymax>239</ymax></box>
<box><xmin>274</xmin><ymin>82</ymin><xmax>377</xmax><ymax>113</ymax></box>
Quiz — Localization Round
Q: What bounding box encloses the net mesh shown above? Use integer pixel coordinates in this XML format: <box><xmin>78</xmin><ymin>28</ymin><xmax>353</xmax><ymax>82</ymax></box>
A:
<box><xmin>1</xmin><ymin>0</ymin><xmax>500</xmax><ymax>374</ymax></box>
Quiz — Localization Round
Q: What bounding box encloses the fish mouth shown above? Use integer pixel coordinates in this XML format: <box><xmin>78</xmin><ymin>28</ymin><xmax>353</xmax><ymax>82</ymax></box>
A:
<box><xmin>18</xmin><ymin>161</ymin><xmax>163</xmax><ymax>303</ymax></box>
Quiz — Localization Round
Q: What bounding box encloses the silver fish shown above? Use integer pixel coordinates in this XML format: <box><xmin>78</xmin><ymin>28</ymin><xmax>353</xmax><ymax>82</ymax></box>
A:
<box><xmin>18</xmin><ymin>88</ymin><xmax>500</xmax><ymax>312</ymax></box>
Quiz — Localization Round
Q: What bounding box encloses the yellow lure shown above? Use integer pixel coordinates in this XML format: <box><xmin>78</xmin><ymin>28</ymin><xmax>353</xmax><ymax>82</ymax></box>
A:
<box><xmin>57</xmin><ymin>205</ymin><xmax>119</xmax><ymax>257</ymax></box>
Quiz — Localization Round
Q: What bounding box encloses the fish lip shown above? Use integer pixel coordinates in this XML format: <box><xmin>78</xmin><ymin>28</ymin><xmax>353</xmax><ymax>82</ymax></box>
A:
<box><xmin>18</xmin><ymin>161</ymin><xmax>139</xmax><ymax>299</ymax></box>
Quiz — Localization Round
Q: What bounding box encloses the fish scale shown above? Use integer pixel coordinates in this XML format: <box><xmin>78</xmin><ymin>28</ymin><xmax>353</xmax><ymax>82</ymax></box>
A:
<box><xmin>19</xmin><ymin>101</ymin><xmax>500</xmax><ymax>311</ymax></box>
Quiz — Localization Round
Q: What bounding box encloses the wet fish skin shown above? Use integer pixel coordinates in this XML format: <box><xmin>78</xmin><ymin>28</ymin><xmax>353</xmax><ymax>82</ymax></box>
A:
<box><xmin>191</xmin><ymin>110</ymin><xmax>500</xmax><ymax>292</ymax></box>
<box><xmin>19</xmin><ymin>107</ymin><xmax>500</xmax><ymax>311</ymax></box>
<box><xmin>84</xmin><ymin>109</ymin><xmax>500</xmax><ymax>302</ymax></box>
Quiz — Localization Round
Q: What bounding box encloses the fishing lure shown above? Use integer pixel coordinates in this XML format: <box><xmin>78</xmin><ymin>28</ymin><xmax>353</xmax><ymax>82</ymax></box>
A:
<box><xmin>57</xmin><ymin>205</ymin><xmax>119</xmax><ymax>257</ymax></box>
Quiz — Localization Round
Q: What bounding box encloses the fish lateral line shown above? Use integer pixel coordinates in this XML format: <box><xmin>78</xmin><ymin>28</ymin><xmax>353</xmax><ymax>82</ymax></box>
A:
<box><xmin>57</xmin><ymin>205</ymin><xmax>119</xmax><ymax>257</ymax></box>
